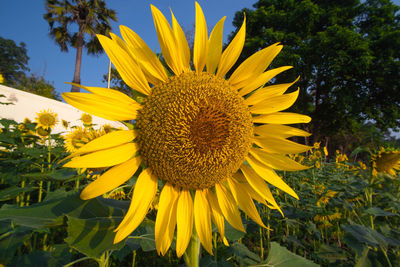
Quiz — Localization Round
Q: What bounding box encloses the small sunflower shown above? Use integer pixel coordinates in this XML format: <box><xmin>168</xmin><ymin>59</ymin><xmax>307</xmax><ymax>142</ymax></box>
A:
<box><xmin>80</xmin><ymin>113</ymin><xmax>93</xmax><ymax>126</ymax></box>
<box><xmin>64</xmin><ymin>127</ymin><xmax>89</xmax><ymax>153</ymax></box>
<box><xmin>372</xmin><ymin>148</ymin><xmax>400</xmax><ymax>176</ymax></box>
<box><xmin>0</xmin><ymin>74</ymin><xmax>4</xmax><ymax>84</ymax></box>
<box><xmin>35</xmin><ymin>109</ymin><xmax>58</xmax><ymax>130</ymax></box>
<box><xmin>64</xmin><ymin>127</ymin><xmax>108</xmax><ymax>153</ymax></box>
<box><xmin>62</xmin><ymin>2</ymin><xmax>311</xmax><ymax>256</ymax></box>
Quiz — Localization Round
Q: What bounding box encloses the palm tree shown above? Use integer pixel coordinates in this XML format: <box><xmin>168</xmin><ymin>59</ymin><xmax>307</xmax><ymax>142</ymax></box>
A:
<box><xmin>44</xmin><ymin>0</ymin><xmax>117</xmax><ymax>92</ymax></box>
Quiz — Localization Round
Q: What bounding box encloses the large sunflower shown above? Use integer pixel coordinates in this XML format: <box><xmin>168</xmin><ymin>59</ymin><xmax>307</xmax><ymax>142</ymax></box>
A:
<box><xmin>62</xmin><ymin>2</ymin><xmax>311</xmax><ymax>257</ymax></box>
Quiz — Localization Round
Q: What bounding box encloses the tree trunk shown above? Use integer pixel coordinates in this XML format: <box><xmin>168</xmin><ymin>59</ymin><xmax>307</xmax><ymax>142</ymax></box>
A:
<box><xmin>71</xmin><ymin>26</ymin><xmax>84</xmax><ymax>92</ymax></box>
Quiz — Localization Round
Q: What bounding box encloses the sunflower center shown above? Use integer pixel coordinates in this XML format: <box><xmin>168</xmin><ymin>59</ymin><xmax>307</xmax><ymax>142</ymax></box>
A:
<box><xmin>136</xmin><ymin>72</ymin><xmax>253</xmax><ymax>190</ymax></box>
<box><xmin>39</xmin><ymin>114</ymin><xmax>56</xmax><ymax>126</ymax></box>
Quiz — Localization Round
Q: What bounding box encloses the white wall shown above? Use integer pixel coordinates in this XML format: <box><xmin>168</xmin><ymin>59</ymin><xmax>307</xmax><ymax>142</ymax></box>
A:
<box><xmin>0</xmin><ymin>85</ymin><xmax>126</xmax><ymax>133</ymax></box>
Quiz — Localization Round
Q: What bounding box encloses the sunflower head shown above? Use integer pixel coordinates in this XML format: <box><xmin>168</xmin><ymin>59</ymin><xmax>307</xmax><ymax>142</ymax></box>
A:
<box><xmin>372</xmin><ymin>148</ymin><xmax>400</xmax><ymax>177</ymax></box>
<box><xmin>64</xmin><ymin>126</ymin><xmax>109</xmax><ymax>153</ymax></box>
<box><xmin>35</xmin><ymin>109</ymin><xmax>58</xmax><ymax>130</ymax></box>
<box><xmin>80</xmin><ymin>113</ymin><xmax>93</xmax><ymax>126</ymax></box>
<box><xmin>62</xmin><ymin>2</ymin><xmax>312</xmax><ymax>257</ymax></box>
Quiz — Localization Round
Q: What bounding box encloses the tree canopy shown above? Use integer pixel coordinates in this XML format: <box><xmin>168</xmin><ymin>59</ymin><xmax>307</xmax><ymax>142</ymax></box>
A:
<box><xmin>230</xmin><ymin>0</ymin><xmax>400</xmax><ymax>146</ymax></box>
<box><xmin>0</xmin><ymin>36</ymin><xmax>60</xmax><ymax>100</ymax></box>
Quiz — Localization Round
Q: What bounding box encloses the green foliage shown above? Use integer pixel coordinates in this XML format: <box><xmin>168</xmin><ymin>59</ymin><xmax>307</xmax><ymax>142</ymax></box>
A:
<box><xmin>1</xmin><ymin>118</ymin><xmax>400</xmax><ymax>266</ymax></box>
<box><xmin>0</xmin><ymin>36</ymin><xmax>29</xmax><ymax>84</ymax></box>
<box><xmin>43</xmin><ymin>0</ymin><xmax>117</xmax><ymax>54</ymax></box>
<box><xmin>0</xmin><ymin>36</ymin><xmax>60</xmax><ymax>100</ymax></box>
<box><xmin>230</xmin><ymin>0</ymin><xmax>400</xmax><ymax>145</ymax></box>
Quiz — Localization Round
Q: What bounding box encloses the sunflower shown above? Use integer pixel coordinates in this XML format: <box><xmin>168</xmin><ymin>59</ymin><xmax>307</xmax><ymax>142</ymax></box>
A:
<box><xmin>80</xmin><ymin>113</ymin><xmax>93</xmax><ymax>126</ymax></box>
<box><xmin>62</xmin><ymin>2</ymin><xmax>311</xmax><ymax>257</ymax></box>
<box><xmin>0</xmin><ymin>73</ymin><xmax>4</xmax><ymax>84</ymax></box>
<box><xmin>372</xmin><ymin>148</ymin><xmax>400</xmax><ymax>176</ymax></box>
<box><xmin>64</xmin><ymin>127</ymin><xmax>108</xmax><ymax>153</ymax></box>
<box><xmin>35</xmin><ymin>109</ymin><xmax>58</xmax><ymax>130</ymax></box>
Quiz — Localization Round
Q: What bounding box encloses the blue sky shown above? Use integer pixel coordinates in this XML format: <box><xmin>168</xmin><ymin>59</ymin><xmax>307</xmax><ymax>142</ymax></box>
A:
<box><xmin>0</xmin><ymin>0</ymin><xmax>257</xmax><ymax>95</ymax></box>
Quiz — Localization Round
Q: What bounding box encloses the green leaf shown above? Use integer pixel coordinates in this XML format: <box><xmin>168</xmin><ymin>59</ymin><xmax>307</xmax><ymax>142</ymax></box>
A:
<box><xmin>225</xmin><ymin>222</ymin><xmax>245</xmax><ymax>241</ymax></box>
<box><xmin>342</xmin><ymin>224</ymin><xmax>400</xmax><ymax>249</ymax></box>
<box><xmin>355</xmin><ymin>247</ymin><xmax>373</xmax><ymax>267</ymax></box>
<box><xmin>257</xmin><ymin>242</ymin><xmax>319</xmax><ymax>267</ymax></box>
<box><xmin>0</xmin><ymin>226</ymin><xmax>33</xmax><ymax>264</ymax></box>
<box><xmin>317</xmin><ymin>244</ymin><xmax>348</xmax><ymax>262</ymax></box>
<box><xmin>20</xmin><ymin>169</ymin><xmax>83</xmax><ymax>182</ymax></box>
<box><xmin>48</xmin><ymin>244</ymin><xmax>72</xmax><ymax>267</ymax></box>
<box><xmin>364</xmin><ymin>207</ymin><xmax>398</xmax><ymax>217</ymax></box>
<box><xmin>0</xmin><ymin>190</ymin><xmax>127</xmax><ymax>228</ymax></box>
<box><xmin>0</xmin><ymin>185</ymin><xmax>35</xmax><ymax>201</ymax></box>
<box><xmin>200</xmin><ymin>255</ymin><xmax>234</xmax><ymax>267</ymax></box>
<box><xmin>9</xmin><ymin>251</ymin><xmax>50</xmax><ymax>267</ymax></box>
<box><xmin>65</xmin><ymin>215</ymin><xmax>124</xmax><ymax>259</ymax></box>
<box><xmin>231</xmin><ymin>242</ymin><xmax>261</xmax><ymax>266</ymax></box>
<box><xmin>125</xmin><ymin>219</ymin><xmax>156</xmax><ymax>252</ymax></box>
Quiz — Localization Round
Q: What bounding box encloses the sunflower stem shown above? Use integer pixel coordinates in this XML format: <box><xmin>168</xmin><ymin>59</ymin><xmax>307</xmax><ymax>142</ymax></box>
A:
<box><xmin>183</xmin><ymin>231</ymin><xmax>200</xmax><ymax>267</ymax></box>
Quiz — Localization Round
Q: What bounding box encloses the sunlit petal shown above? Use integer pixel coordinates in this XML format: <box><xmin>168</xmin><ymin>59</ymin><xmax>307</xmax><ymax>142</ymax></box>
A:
<box><xmin>216</xmin><ymin>16</ymin><xmax>246</xmax><ymax>77</ymax></box>
<box><xmin>114</xmin><ymin>169</ymin><xmax>158</xmax><ymax>243</ymax></box>
<box><xmin>194</xmin><ymin>189</ymin><xmax>213</xmax><ymax>255</ymax></box>
<box><xmin>80</xmin><ymin>157</ymin><xmax>141</xmax><ymax>200</ymax></box>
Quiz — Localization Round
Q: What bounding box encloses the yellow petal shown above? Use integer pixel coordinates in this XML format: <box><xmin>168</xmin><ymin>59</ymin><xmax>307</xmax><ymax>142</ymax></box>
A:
<box><xmin>254</xmin><ymin>136</ymin><xmax>312</xmax><ymax>154</ymax></box>
<box><xmin>80</xmin><ymin>157</ymin><xmax>141</xmax><ymax>200</ymax></box>
<box><xmin>70</xmin><ymin>130</ymin><xmax>136</xmax><ymax>157</ymax></box>
<box><xmin>227</xmin><ymin>178</ymin><xmax>266</xmax><ymax>228</ymax></box>
<box><xmin>62</xmin><ymin>92</ymin><xmax>139</xmax><ymax>121</ymax></box>
<box><xmin>151</xmin><ymin>5</ymin><xmax>182</xmax><ymax>75</ymax></box>
<box><xmin>120</xmin><ymin>25</ymin><xmax>168</xmax><ymax>83</ymax></box>
<box><xmin>246</xmin><ymin>154</ymin><xmax>299</xmax><ymax>199</ymax></box>
<box><xmin>64</xmin><ymin>143</ymin><xmax>138</xmax><ymax>168</ymax></box>
<box><xmin>155</xmin><ymin>183</ymin><xmax>179</xmax><ymax>255</ymax></box>
<box><xmin>194</xmin><ymin>189</ymin><xmax>213</xmax><ymax>255</ymax></box>
<box><xmin>249</xmin><ymin>148</ymin><xmax>309</xmax><ymax>171</ymax></box>
<box><xmin>249</xmin><ymin>89</ymin><xmax>299</xmax><ymax>114</ymax></box>
<box><xmin>232</xmin><ymin>172</ymin><xmax>268</xmax><ymax>206</ymax></box>
<box><xmin>240</xmin><ymin>165</ymin><xmax>282</xmax><ymax>213</ymax></box>
<box><xmin>114</xmin><ymin>169</ymin><xmax>158</xmax><ymax>243</ymax></box>
<box><xmin>206</xmin><ymin>189</ymin><xmax>229</xmax><ymax>246</ymax></box>
<box><xmin>67</xmin><ymin>82</ymin><xmax>138</xmax><ymax>104</ymax></box>
<box><xmin>254</xmin><ymin>124</ymin><xmax>311</xmax><ymax>139</ymax></box>
<box><xmin>238</xmin><ymin>66</ymin><xmax>292</xmax><ymax>95</ymax></box>
<box><xmin>252</xmin><ymin>112</ymin><xmax>312</xmax><ymax>124</ymax></box>
<box><xmin>110</xmin><ymin>32</ymin><xmax>129</xmax><ymax>51</ymax></box>
<box><xmin>176</xmin><ymin>189</ymin><xmax>194</xmax><ymax>257</ymax></box>
<box><xmin>244</xmin><ymin>77</ymin><xmax>300</xmax><ymax>105</ymax></box>
<box><xmin>97</xmin><ymin>35</ymin><xmax>151</xmax><ymax>95</ymax></box>
<box><xmin>215</xmin><ymin>183</ymin><xmax>245</xmax><ymax>232</ymax></box>
<box><xmin>206</xmin><ymin>17</ymin><xmax>226</xmax><ymax>74</ymax></box>
<box><xmin>193</xmin><ymin>2</ymin><xmax>208</xmax><ymax>73</ymax></box>
<box><xmin>171</xmin><ymin>11</ymin><xmax>191</xmax><ymax>71</ymax></box>
<box><xmin>216</xmin><ymin>16</ymin><xmax>246</xmax><ymax>78</ymax></box>
<box><xmin>229</xmin><ymin>43</ymin><xmax>282</xmax><ymax>89</ymax></box>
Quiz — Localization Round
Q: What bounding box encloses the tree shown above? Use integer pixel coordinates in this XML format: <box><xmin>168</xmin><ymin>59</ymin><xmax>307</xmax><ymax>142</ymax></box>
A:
<box><xmin>230</xmin><ymin>0</ymin><xmax>400</xmax><ymax>148</ymax></box>
<box><xmin>16</xmin><ymin>74</ymin><xmax>61</xmax><ymax>100</ymax></box>
<box><xmin>43</xmin><ymin>0</ymin><xmax>117</xmax><ymax>92</ymax></box>
<box><xmin>0</xmin><ymin>37</ymin><xmax>29</xmax><ymax>85</ymax></box>
<box><xmin>0</xmin><ymin>36</ymin><xmax>60</xmax><ymax>100</ymax></box>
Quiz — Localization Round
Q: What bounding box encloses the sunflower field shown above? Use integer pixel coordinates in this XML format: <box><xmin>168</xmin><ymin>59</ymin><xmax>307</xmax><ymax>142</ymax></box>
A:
<box><xmin>1</xmin><ymin>112</ymin><xmax>399</xmax><ymax>267</ymax></box>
